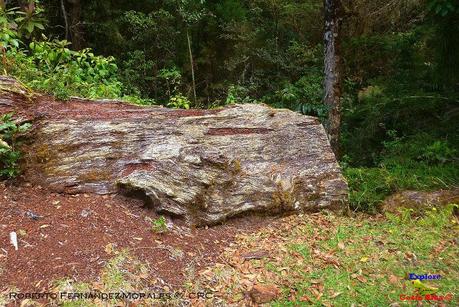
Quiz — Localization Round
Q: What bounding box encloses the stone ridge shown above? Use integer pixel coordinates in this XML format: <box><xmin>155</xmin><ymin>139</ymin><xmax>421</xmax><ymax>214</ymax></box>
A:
<box><xmin>1</xmin><ymin>77</ymin><xmax>349</xmax><ymax>225</ymax></box>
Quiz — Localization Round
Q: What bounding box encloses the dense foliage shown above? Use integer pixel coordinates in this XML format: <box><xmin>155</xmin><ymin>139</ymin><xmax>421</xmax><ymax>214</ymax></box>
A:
<box><xmin>0</xmin><ymin>113</ymin><xmax>30</xmax><ymax>178</ymax></box>
<box><xmin>0</xmin><ymin>2</ymin><xmax>122</xmax><ymax>99</ymax></box>
<box><xmin>8</xmin><ymin>39</ymin><xmax>122</xmax><ymax>99</ymax></box>
<box><xmin>0</xmin><ymin>0</ymin><xmax>458</xmax><ymax>211</ymax></box>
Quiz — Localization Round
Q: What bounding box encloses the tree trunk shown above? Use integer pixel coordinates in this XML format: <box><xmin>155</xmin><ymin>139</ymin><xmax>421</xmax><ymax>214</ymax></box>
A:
<box><xmin>68</xmin><ymin>0</ymin><xmax>83</xmax><ymax>50</ymax></box>
<box><xmin>323</xmin><ymin>0</ymin><xmax>344</xmax><ymax>157</ymax></box>
<box><xmin>60</xmin><ymin>0</ymin><xmax>69</xmax><ymax>41</ymax></box>
<box><xmin>187</xmin><ymin>28</ymin><xmax>197</xmax><ymax>105</ymax></box>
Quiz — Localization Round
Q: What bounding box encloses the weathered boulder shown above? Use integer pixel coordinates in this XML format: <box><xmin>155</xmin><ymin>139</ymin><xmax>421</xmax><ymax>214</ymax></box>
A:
<box><xmin>382</xmin><ymin>188</ymin><xmax>459</xmax><ymax>214</ymax></box>
<box><xmin>1</xmin><ymin>77</ymin><xmax>348</xmax><ymax>225</ymax></box>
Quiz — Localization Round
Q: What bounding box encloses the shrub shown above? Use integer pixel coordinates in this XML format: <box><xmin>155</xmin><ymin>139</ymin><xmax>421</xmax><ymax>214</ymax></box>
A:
<box><xmin>167</xmin><ymin>94</ymin><xmax>191</xmax><ymax>109</ymax></box>
<box><xmin>419</xmin><ymin>140</ymin><xmax>457</xmax><ymax>164</ymax></box>
<box><xmin>345</xmin><ymin>167</ymin><xmax>395</xmax><ymax>213</ymax></box>
<box><xmin>0</xmin><ymin>113</ymin><xmax>31</xmax><ymax>178</ymax></box>
<box><xmin>3</xmin><ymin>39</ymin><xmax>122</xmax><ymax>100</ymax></box>
<box><xmin>119</xmin><ymin>50</ymin><xmax>156</xmax><ymax>97</ymax></box>
<box><xmin>1</xmin><ymin>3</ymin><xmax>124</xmax><ymax>100</ymax></box>
<box><xmin>345</xmin><ymin>130</ymin><xmax>459</xmax><ymax>212</ymax></box>
<box><xmin>225</xmin><ymin>84</ymin><xmax>258</xmax><ymax>105</ymax></box>
<box><xmin>151</xmin><ymin>216</ymin><xmax>168</xmax><ymax>233</ymax></box>
<box><xmin>266</xmin><ymin>70</ymin><xmax>327</xmax><ymax>119</ymax></box>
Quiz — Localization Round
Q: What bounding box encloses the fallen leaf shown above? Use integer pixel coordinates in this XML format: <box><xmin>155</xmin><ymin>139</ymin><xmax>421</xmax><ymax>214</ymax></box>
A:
<box><xmin>20</xmin><ymin>299</ymin><xmax>34</xmax><ymax>307</ymax></box>
<box><xmin>249</xmin><ymin>284</ymin><xmax>280</xmax><ymax>304</ymax></box>
<box><xmin>388</xmin><ymin>275</ymin><xmax>399</xmax><ymax>285</ymax></box>
<box><xmin>105</xmin><ymin>243</ymin><xmax>116</xmax><ymax>255</ymax></box>
<box><xmin>309</xmin><ymin>287</ymin><xmax>319</xmax><ymax>297</ymax></box>
<box><xmin>356</xmin><ymin>275</ymin><xmax>367</xmax><ymax>283</ymax></box>
<box><xmin>310</xmin><ymin>279</ymin><xmax>322</xmax><ymax>284</ymax></box>
<box><xmin>300</xmin><ymin>295</ymin><xmax>313</xmax><ymax>302</ymax></box>
<box><xmin>241</xmin><ymin>250</ymin><xmax>269</xmax><ymax>260</ymax></box>
<box><xmin>330</xmin><ymin>292</ymin><xmax>342</xmax><ymax>298</ymax></box>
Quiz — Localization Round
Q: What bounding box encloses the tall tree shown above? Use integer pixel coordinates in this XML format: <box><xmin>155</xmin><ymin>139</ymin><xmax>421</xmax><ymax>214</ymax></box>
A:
<box><xmin>323</xmin><ymin>0</ymin><xmax>343</xmax><ymax>156</ymax></box>
<box><xmin>67</xmin><ymin>0</ymin><xmax>83</xmax><ymax>50</ymax></box>
<box><xmin>176</xmin><ymin>0</ymin><xmax>206</xmax><ymax>106</ymax></box>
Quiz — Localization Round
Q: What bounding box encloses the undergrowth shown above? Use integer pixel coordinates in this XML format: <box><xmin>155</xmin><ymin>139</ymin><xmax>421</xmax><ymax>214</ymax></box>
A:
<box><xmin>151</xmin><ymin>216</ymin><xmax>168</xmax><ymax>233</ymax></box>
<box><xmin>0</xmin><ymin>113</ymin><xmax>31</xmax><ymax>178</ymax></box>
<box><xmin>0</xmin><ymin>4</ymin><xmax>154</xmax><ymax>103</ymax></box>
<box><xmin>344</xmin><ymin>131</ymin><xmax>459</xmax><ymax>212</ymax></box>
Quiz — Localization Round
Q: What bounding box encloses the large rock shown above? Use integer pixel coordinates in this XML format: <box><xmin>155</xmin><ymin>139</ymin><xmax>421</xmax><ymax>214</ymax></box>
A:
<box><xmin>1</xmin><ymin>77</ymin><xmax>348</xmax><ymax>225</ymax></box>
<box><xmin>382</xmin><ymin>188</ymin><xmax>459</xmax><ymax>214</ymax></box>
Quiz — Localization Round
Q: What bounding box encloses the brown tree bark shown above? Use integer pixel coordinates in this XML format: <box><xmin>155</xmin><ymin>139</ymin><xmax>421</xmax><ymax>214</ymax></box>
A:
<box><xmin>323</xmin><ymin>0</ymin><xmax>344</xmax><ymax>157</ymax></box>
<box><xmin>187</xmin><ymin>28</ymin><xmax>197</xmax><ymax>106</ymax></box>
<box><xmin>60</xmin><ymin>0</ymin><xmax>69</xmax><ymax>41</ymax></box>
<box><xmin>67</xmin><ymin>0</ymin><xmax>83</xmax><ymax>50</ymax></box>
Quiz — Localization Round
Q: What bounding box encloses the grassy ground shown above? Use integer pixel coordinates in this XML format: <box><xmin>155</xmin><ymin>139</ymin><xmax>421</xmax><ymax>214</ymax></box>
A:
<box><xmin>345</xmin><ymin>163</ymin><xmax>459</xmax><ymax>212</ymax></box>
<box><xmin>3</xmin><ymin>204</ymin><xmax>456</xmax><ymax>306</ymax></box>
<box><xmin>196</xmin><ymin>205</ymin><xmax>458</xmax><ymax>306</ymax></box>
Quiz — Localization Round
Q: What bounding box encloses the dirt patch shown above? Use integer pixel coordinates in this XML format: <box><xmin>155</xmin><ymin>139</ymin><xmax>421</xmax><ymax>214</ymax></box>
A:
<box><xmin>2</xmin><ymin>88</ymin><xmax>223</xmax><ymax>122</ymax></box>
<box><xmin>206</xmin><ymin>127</ymin><xmax>273</xmax><ymax>136</ymax></box>
<box><xmin>31</xmin><ymin>96</ymin><xmax>223</xmax><ymax>121</ymax></box>
<box><xmin>0</xmin><ymin>180</ymin><xmax>273</xmax><ymax>293</ymax></box>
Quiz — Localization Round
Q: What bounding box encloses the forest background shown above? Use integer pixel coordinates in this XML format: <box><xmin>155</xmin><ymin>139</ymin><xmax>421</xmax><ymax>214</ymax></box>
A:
<box><xmin>1</xmin><ymin>0</ymin><xmax>458</xmax><ymax>212</ymax></box>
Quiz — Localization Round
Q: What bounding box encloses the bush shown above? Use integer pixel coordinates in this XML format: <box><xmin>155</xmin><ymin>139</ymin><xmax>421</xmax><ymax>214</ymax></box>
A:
<box><xmin>225</xmin><ymin>84</ymin><xmax>258</xmax><ymax>105</ymax></box>
<box><xmin>3</xmin><ymin>39</ymin><xmax>122</xmax><ymax>100</ymax></box>
<box><xmin>119</xmin><ymin>50</ymin><xmax>156</xmax><ymax>97</ymax></box>
<box><xmin>1</xmin><ymin>2</ymin><xmax>126</xmax><ymax>100</ymax></box>
<box><xmin>0</xmin><ymin>113</ymin><xmax>31</xmax><ymax>178</ymax></box>
<box><xmin>344</xmin><ymin>134</ymin><xmax>459</xmax><ymax>212</ymax></box>
<box><xmin>167</xmin><ymin>94</ymin><xmax>191</xmax><ymax>109</ymax></box>
<box><xmin>345</xmin><ymin>167</ymin><xmax>395</xmax><ymax>213</ymax></box>
<box><xmin>419</xmin><ymin>140</ymin><xmax>457</xmax><ymax>164</ymax></box>
<box><xmin>151</xmin><ymin>216</ymin><xmax>168</xmax><ymax>233</ymax></box>
<box><xmin>265</xmin><ymin>69</ymin><xmax>327</xmax><ymax>119</ymax></box>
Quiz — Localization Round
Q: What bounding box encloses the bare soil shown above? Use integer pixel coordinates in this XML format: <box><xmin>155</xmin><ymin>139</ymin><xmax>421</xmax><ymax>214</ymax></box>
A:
<box><xmin>0</xmin><ymin>180</ymin><xmax>272</xmax><ymax>293</ymax></box>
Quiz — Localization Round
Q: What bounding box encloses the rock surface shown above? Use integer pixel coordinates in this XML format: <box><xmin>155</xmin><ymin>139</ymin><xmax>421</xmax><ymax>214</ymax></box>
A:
<box><xmin>382</xmin><ymin>188</ymin><xmax>459</xmax><ymax>214</ymax></box>
<box><xmin>1</xmin><ymin>77</ymin><xmax>348</xmax><ymax>225</ymax></box>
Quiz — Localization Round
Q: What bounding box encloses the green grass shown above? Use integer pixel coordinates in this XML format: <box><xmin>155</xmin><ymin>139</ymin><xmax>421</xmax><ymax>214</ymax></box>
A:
<box><xmin>189</xmin><ymin>205</ymin><xmax>458</xmax><ymax>306</ymax></box>
<box><xmin>270</xmin><ymin>205</ymin><xmax>458</xmax><ymax>306</ymax></box>
<box><xmin>47</xmin><ymin>249</ymin><xmax>154</xmax><ymax>306</ymax></box>
<box><xmin>344</xmin><ymin>133</ymin><xmax>459</xmax><ymax>212</ymax></box>
<box><xmin>345</xmin><ymin>162</ymin><xmax>459</xmax><ymax>212</ymax></box>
